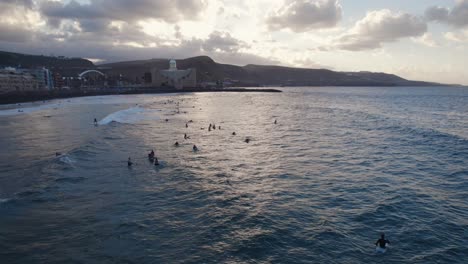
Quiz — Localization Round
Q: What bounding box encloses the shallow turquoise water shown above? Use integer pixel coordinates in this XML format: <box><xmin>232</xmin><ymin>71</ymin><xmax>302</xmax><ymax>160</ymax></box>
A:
<box><xmin>0</xmin><ymin>87</ymin><xmax>467</xmax><ymax>263</ymax></box>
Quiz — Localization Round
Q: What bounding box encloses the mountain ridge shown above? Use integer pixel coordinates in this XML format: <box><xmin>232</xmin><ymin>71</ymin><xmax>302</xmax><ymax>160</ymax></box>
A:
<box><xmin>0</xmin><ymin>50</ymin><xmax>453</xmax><ymax>87</ymax></box>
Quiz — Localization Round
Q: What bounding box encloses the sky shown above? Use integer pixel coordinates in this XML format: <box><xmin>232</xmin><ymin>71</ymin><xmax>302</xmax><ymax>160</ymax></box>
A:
<box><xmin>0</xmin><ymin>0</ymin><xmax>467</xmax><ymax>85</ymax></box>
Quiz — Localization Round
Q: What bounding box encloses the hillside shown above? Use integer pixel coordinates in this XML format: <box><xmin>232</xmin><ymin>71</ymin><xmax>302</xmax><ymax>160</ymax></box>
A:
<box><xmin>0</xmin><ymin>50</ymin><xmax>445</xmax><ymax>86</ymax></box>
<box><xmin>0</xmin><ymin>50</ymin><xmax>95</xmax><ymax>76</ymax></box>
<box><xmin>100</xmin><ymin>56</ymin><xmax>442</xmax><ymax>87</ymax></box>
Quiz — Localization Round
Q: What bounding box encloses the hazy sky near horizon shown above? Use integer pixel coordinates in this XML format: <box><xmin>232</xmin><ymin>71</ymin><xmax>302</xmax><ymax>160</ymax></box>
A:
<box><xmin>0</xmin><ymin>0</ymin><xmax>467</xmax><ymax>84</ymax></box>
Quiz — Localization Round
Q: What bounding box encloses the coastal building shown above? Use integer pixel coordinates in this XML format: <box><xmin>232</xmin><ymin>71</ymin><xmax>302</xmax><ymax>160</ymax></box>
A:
<box><xmin>26</xmin><ymin>68</ymin><xmax>54</xmax><ymax>90</ymax></box>
<box><xmin>151</xmin><ymin>59</ymin><xmax>196</xmax><ymax>89</ymax></box>
<box><xmin>0</xmin><ymin>69</ymin><xmax>40</xmax><ymax>94</ymax></box>
<box><xmin>53</xmin><ymin>72</ymin><xmax>63</xmax><ymax>89</ymax></box>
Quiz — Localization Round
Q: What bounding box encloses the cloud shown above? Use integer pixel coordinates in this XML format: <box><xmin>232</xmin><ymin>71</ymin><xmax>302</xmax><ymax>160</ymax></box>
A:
<box><xmin>425</xmin><ymin>0</ymin><xmax>468</xmax><ymax>28</ymax></box>
<box><xmin>0</xmin><ymin>23</ymin><xmax>33</xmax><ymax>43</ymax></box>
<box><xmin>201</xmin><ymin>31</ymin><xmax>249</xmax><ymax>52</ymax></box>
<box><xmin>413</xmin><ymin>32</ymin><xmax>438</xmax><ymax>47</ymax></box>
<box><xmin>445</xmin><ymin>29</ymin><xmax>468</xmax><ymax>42</ymax></box>
<box><xmin>266</xmin><ymin>0</ymin><xmax>342</xmax><ymax>32</ymax></box>
<box><xmin>330</xmin><ymin>9</ymin><xmax>427</xmax><ymax>51</ymax></box>
<box><xmin>0</xmin><ymin>0</ymin><xmax>42</xmax><ymax>43</ymax></box>
<box><xmin>39</xmin><ymin>0</ymin><xmax>207</xmax><ymax>23</ymax></box>
<box><xmin>0</xmin><ymin>25</ymin><xmax>273</xmax><ymax>67</ymax></box>
<box><xmin>0</xmin><ymin>0</ymin><xmax>34</xmax><ymax>10</ymax></box>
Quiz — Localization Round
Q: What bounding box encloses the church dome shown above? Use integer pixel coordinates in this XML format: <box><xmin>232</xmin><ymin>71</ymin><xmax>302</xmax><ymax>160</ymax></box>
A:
<box><xmin>169</xmin><ymin>59</ymin><xmax>177</xmax><ymax>70</ymax></box>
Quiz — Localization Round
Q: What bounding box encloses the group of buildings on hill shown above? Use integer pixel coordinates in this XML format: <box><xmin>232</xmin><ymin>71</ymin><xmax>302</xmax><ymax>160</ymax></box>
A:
<box><xmin>0</xmin><ymin>58</ymin><xmax>241</xmax><ymax>94</ymax></box>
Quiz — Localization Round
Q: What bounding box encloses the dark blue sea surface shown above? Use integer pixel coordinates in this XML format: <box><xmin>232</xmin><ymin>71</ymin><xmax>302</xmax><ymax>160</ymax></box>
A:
<box><xmin>0</xmin><ymin>87</ymin><xmax>467</xmax><ymax>263</ymax></box>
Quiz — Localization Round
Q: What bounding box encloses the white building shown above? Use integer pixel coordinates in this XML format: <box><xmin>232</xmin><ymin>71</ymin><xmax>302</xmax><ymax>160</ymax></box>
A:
<box><xmin>0</xmin><ymin>69</ymin><xmax>40</xmax><ymax>93</ymax></box>
<box><xmin>151</xmin><ymin>59</ymin><xmax>196</xmax><ymax>89</ymax></box>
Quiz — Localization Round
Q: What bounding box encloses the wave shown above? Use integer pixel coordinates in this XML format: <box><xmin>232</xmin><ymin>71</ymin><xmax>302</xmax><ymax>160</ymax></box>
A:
<box><xmin>98</xmin><ymin>106</ymin><xmax>161</xmax><ymax>125</ymax></box>
<box><xmin>0</xmin><ymin>198</ymin><xmax>12</xmax><ymax>204</ymax></box>
<box><xmin>57</xmin><ymin>155</ymin><xmax>76</xmax><ymax>165</ymax></box>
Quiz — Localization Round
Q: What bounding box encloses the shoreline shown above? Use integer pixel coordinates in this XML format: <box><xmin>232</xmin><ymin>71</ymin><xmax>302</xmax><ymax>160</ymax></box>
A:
<box><xmin>0</xmin><ymin>87</ymin><xmax>282</xmax><ymax>105</ymax></box>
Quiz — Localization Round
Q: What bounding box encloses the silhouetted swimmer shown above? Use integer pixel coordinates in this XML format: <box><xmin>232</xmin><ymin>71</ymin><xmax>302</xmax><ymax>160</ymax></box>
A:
<box><xmin>148</xmin><ymin>150</ymin><xmax>155</xmax><ymax>160</ymax></box>
<box><xmin>208</xmin><ymin>126</ymin><xmax>211</xmax><ymax>132</ymax></box>
<box><xmin>165</xmin><ymin>119</ymin><xmax>169</xmax><ymax>122</ymax></box>
<box><xmin>193</xmin><ymin>145</ymin><xmax>199</xmax><ymax>151</ymax></box>
<box><xmin>174</xmin><ymin>141</ymin><xmax>179</xmax><ymax>146</ymax></box>
<box><xmin>55</xmin><ymin>152</ymin><xmax>62</xmax><ymax>156</ymax></box>
<box><xmin>218</xmin><ymin>126</ymin><xmax>221</xmax><ymax>130</ymax></box>
<box><xmin>209</xmin><ymin>124</ymin><xmax>212</xmax><ymax>129</ymax></box>
<box><xmin>274</xmin><ymin>119</ymin><xmax>277</xmax><ymax>124</ymax></box>
<box><xmin>94</xmin><ymin>118</ymin><xmax>98</xmax><ymax>126</ymax></box>
<box><xmin>245</xmin><ymin>138</ymin><xmax>250</xmax><ymax>143</ymax></box>
<box><xmin>232</xmin><ymin>132</ymin><xmax>236</xmax><ymax>135</ymax></box>
<box><xmin>375</xmin><ymin>233</ymin><xmax>390</xmax><ymax>250</ymax></box>
<box><xmin>213</xmin><ymin>124</ymin><xmax>216</xmax><ymax>130</ymax></box>
<box><xmin>186</xmin><ymin>123</ymin><xmax>188</xmax><ymax>128</ymax></box>
<box><xmin>189</xmin><ymin>120</ymin><xmax>193</xmax><ymax>123</ymax></box>
<box><xmin>128</xmin><ymin>157</ymin><xmax>133</xmax><ymax>167</ymax></box>
<box><xmin>154</xmin><ymin>157</ymin><xmax>159</xmax><ymax>166</ymax></box>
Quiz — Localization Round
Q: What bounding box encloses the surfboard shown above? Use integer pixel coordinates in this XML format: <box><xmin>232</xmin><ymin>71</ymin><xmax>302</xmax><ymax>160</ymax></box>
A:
<box><xmin>375</xmin><ymin>244</ymin><xmax>388</xmax><ymax>253</ymax></box>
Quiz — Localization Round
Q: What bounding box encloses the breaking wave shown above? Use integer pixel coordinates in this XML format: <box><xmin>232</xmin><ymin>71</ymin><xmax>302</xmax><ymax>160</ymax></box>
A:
<box><xmin>98</xmin><ymin>106</ymin><xmax>161</xmax><ymax>125</ymax></box>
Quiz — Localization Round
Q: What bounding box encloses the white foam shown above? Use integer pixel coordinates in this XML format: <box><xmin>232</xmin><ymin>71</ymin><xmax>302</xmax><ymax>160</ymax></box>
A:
<box><xmin>0</xmin><ymin>198</ymin><xmax>12</xmax><ymax>204</ymax></box>
<box><xmin>58</xmin><ymin>155</ymin><xmax>75</xmax><ymax>165</ymax></box>
<box><xmin>98</xmin><ymin>106</ymin><xmax>161</xmax><ymax>125</ymax></box>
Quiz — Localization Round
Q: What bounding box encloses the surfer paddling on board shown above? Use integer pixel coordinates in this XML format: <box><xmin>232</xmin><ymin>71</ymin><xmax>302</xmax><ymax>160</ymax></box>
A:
<box><xmin>375</xmin><ymin>233</ymin><xmax>390</xmax><ymax>253</ymax></box>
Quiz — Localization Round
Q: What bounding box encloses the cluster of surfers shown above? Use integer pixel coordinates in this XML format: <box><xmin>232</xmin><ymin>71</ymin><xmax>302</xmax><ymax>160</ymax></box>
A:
<box><xmin>125</xmin><ymin>118</ymin><xmax>278</xmax><ymax>167</ymax></box>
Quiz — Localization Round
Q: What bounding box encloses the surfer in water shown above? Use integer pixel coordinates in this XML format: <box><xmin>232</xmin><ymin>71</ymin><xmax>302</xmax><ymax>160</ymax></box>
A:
<box><xmin>148</xmin><ymin>150</ymin><xmax>155</xmax><ymax>160</ymax></box>
<box><xmin>193</xmin><ymin>145</ymin><xmax>199</xmax><ymax>151</ymax></box>
<box><xmin>128</xmin><ymin>157</ymin><xmax>133</xmax><ymax>167</ymax></box>
<box><xmin>94</xmin><ymin>118</ymin><xmax>98</xmax><ymax>126</ymax></box>
<box><xmin>375</xmin><ymin>233</ymin><xmax>390</xmax><ymax>250</ymax></box>
<box><xmin>174</xmin><ymin>141</ymin><xmax>180</xmax><ymax>147</ymax></box>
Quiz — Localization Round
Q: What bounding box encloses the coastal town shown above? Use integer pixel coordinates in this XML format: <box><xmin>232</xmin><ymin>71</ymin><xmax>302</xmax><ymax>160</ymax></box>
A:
<box><xmin>0</xmin><ymin>55</ymin><xmax>233</xmax><ymax>93</ymax></box>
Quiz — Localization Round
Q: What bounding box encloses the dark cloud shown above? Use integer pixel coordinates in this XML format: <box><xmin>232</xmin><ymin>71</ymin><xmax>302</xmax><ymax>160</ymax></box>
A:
<box><xmin>266</xmin><ymin>0</ymin><xmax>342</xmax><ymax>32</ymax></box>
<box><xmin>39</xmin><ymin>0</ymin><xmax>207</xmax><ymax>24</ymax></box>
<box><xmin>0</xmin><ymin>0</ymin><xmax>34</xmax><ymax>9</ymax></box>
<box><xmin>0</xmin><ymin>23</ymin><xmax>32</xmax><ymax>43</ymax></box>
<box><xmin>0</xmin><ymin>0</ymin><xmax>34</xmax><ymax>16</ymax></box>
<box><xmin>201</xmin><ymin>31</ymin><xmax>248</xmax><ymax>53</ymax></box>
<box><xmin>425</xmin><ymin>0</ymin><xmax>468</xmax><ymax>28</ymax></box>
<box><xmin>0</xmin><ymin>27</ymin><xmax>273</xmax><ymax>67</ymax></box>
<box><xmin>425</xmin><ymin>6</ymin><xmax>449</xmax><ymax>22</ymax></box>
<box><xmin>79</xmin><ymin>19</ymin><xmax>110</xmax><ymax>33</ymax></box>
<box><xmin>331</xmin><ymin>10</ymin><xmax>427</xmax><ymax>51</ymax></box>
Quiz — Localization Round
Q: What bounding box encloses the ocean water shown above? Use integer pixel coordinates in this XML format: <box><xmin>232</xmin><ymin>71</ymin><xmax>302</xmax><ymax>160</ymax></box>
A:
<box><xmin>0</xmin><ymin>87</ymin><xmax>467</xmax><ymax>263</ymax></box>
